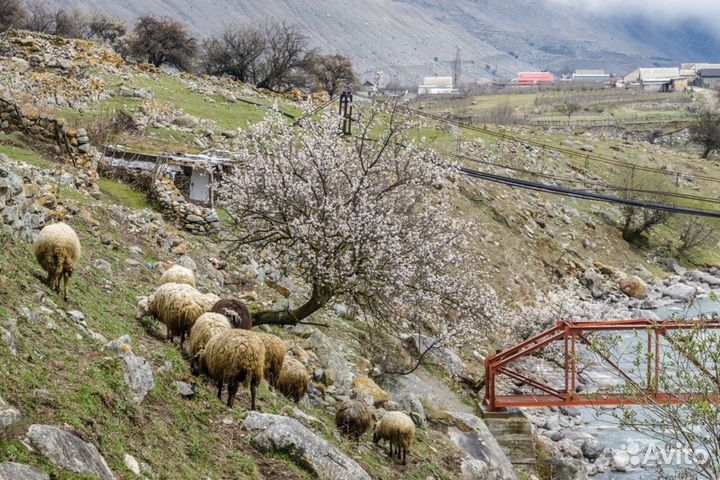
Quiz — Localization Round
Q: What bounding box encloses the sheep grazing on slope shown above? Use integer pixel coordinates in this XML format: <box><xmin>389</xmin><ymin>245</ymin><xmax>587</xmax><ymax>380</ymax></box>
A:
<box><xmin>255</xmin><ymin>332</ymin><xmax>286</xmax><ymax>387</ymax></box>
<box><xmin>160</xmin><ymin>264</ymin><xmax>196</xmax><ymax>288</ymax></box>
<box><xmin>187</xmin><ymin>312</ymin><xmax>231</xmax><ymax>374</ymax></box>
<box><xmin>34</xmin><ymin>222</ymin><xmax>81</xmax><ymax>301</ymax></box>
<box><xmin>335</xmin><ymin>400</ymin><xmax>373</xmax><ymax>440</ymax></box>
<box><xmin>210</xmin><ymin>299</ymin><xmax>253</xmax><ymax>329</ymax></box>
<box><xmin>204</xmin><ymin>329</ymin><xmax>265</xmax><ymax>409</ymax></box>
<box><xmin>373</xmin><ymin>411</ymin><xmax>416</xmax><ymax>465</ymax></box>
<box><xmin>147</xmin><ymin>283</ymin><xmax>219</xmax><ymax>344</ymax></box>
<box><xmin>275</xmin><ymin>357</ymin><xmax>309</xmax><ymax>403</ymax></box>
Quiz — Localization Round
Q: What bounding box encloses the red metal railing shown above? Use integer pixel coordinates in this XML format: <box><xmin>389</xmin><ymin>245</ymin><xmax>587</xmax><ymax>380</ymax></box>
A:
<box><xmin>484</xmin><ymin>318</ymin><xmax>720</xmax><ymax>412</ymax></box>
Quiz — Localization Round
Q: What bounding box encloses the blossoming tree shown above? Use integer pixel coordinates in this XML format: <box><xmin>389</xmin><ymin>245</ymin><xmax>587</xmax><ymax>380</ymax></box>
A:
<box><xmin>219</xmin><ymin>104</ymin><xmax>501</xmax><ymax>355</ymax></box>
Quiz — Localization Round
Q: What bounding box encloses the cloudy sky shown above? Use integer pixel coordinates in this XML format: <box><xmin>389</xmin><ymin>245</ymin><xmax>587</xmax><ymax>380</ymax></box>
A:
<box><xmin>547</xmin><ymin>0</ymin><xmax>720</xmax><ymax>29</ymax></box>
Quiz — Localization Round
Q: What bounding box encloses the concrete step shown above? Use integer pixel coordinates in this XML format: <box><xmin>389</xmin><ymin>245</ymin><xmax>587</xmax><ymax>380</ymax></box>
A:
<box><xmin>484</xmin><ymin>412</ymin><xmax>537</xmax><ymax>471</ymax></box>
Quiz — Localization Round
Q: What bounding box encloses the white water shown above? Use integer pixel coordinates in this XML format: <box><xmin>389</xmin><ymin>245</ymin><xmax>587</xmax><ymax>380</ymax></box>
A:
<box><xmin>587</xmin><ymin>297</ymin><xmax>720</xmax><ymax>480</ymax></box>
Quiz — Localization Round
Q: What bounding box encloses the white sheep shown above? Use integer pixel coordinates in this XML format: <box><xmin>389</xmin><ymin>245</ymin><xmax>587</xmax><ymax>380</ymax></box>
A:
<box><xmin>188</xmin><ymin>312</ymin><xmax>231</xmax><ymax>374</ymax></box>
<box><xmin>373</xmin><ymin>411</ymin><xmax>416</xmax><ymax>465</ymax></box>
<box><xmin>34</xmin><ymin>222</ymin><xmax>81</xmax><ymax>301</ymax></box>
<box><xmin>160</xmin><ymin>264</ymin><xmax>196</xmax><ymax>288</ymax></box>
<box><xmin>204</xmin><ymin>329</ymin><xmax>265</xmax><ymax>409</ymax></box>
<box><xmin>146</xmin><ymin>283</ymin><xmax>219</xmax><ymax>344</ymax></box>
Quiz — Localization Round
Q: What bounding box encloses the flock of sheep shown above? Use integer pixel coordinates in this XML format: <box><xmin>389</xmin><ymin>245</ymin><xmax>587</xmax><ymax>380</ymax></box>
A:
<box><xmin>32</xmin><ymin>222</ymin><xmax>417</xmax><ymax>465</ymax></box>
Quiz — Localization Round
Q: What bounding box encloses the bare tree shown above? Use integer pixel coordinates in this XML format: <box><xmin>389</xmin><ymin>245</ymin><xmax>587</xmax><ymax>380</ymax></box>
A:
<box><xmin>674</xmin><ymin>217</ymin><xmax>717</xmax><ymax>257</ymax></box>
<box><xmin>22</xmin><ymin>1</ymin><xmax>53</xmax><ymax>33</ymax></box>
<box><xmin>85</xmin><ymin>12</ymin><xmax>126</xmax><ymax>44</ymax></box>
<box><xmin>302</xmin><ymin>51</ymin><xmax>357</xmax><ymax>97</ymax></box>
<box><xmin>127</xmin><ymin>15</ymin><xmax>197</xmax><ymax>70</ymax></box>
<box><xmin>0</xmin><ymin>0</ymin><xmax>26</xmax><ymax>31</ymax></box>
<box><xmin>617</xmin><ymin>173</ymin><xmax>674</xmax><ymax>243</ymax></box>
<box><xmin>201</xmin><ymin>25</ymin><xmax>265</xmax><ymax>82</ymax></box>
<box><xmin>22</xmin><ymin>1</ymin><xmax>84</xmax><ymax>38</ymax></box>
<box><xmin>255</xmin><ymin>22</ymin><xmax>307</xmax><ymax>91</ymax></box>
<box><xmin>689</xmin><ymin>109</ymin><xmax>720</xmax><ymax>159</ymax></box>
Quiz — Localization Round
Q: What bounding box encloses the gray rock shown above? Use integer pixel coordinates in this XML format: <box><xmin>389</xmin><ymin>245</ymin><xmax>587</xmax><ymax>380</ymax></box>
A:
<box><xmin>582</xmin><ymin>438</ymin><xmax>605</xmax><ymax>461</ymax></box>
<box><xmin>173</xmin><ymin>114</ymin><xmax>199</xmax><ymax>128</ymax></box>
<box><xmin>660</xmin><ymin>283</ymin><xmax>696</xmax><ymax>301</ymax></box>
<box><xmin>26</xmin><ymin>425</ymin><xmax>115</xmax><ymax>479</ymax></box>
<box><xmin>67</xmin><ymin>310</ymin><xmax>84</xmax><ymax>322</ymax></box>
<box><xmin>0</xmin><ymin>462</ymin><xmax>49</xmax><ymax>480</ymax></box>
<box><xmin>185</xmin><ymin>214</ymin><xmax>204</xmax><ymax>223</ymax></box>
<box><xmin>0</xmin><ymin>398</ymin><xmax>20</xmax><ymax>436</ymax></box>
<box><xmin>93</xmin><ymin>259</ymin><xmax>112</xmax><ymax>272</ymax></box>
<box><xmin>177</xmin><ymin>255</ymin><xmax>197</xmax><ymax>272</ymax></box>
<box><xmin>548</xmin><ymin>458</ymin><xmax>589</xmax><ymax>480</ymax></box>
<box><xmin>242</xmin><ymin>412</ymin><xmax>371</xmax><ymax>480</ymax></box>
<box><xmin>306</xmin><ymin>330</ymin><xmax>355</xmax><ymax>388</ymax></box>
<box><xmin>631</xmin><ymin>309</ymin><xmax>661</xmax><ymax>321</ymax></box>
<box><xmin>403</xmin><ymin>334</ymin><xmax>467</xmax><ymax>378</ymax></box>
<box><xmin>128</xmin><ymin>246</ymin><xmax>143</xmax><ymax>255</ymax></box>
<box><xmin>446</xmin><ymin>411</ymin><xmax>517</xmax><ymax>480</ymax></box>
<box><xmin>175</xmin><ymin>381</ymin><xmax>194</xmax><ymax>397</ymax></box>
<box><xmin>103</xmin><ymin>336</ymin><xmax>155</xmax><ymax>403</ymax></box>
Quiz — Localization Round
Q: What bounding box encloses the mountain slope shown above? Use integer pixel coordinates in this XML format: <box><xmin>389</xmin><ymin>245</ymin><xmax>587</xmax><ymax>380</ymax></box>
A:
<box><xmin>47</xmin><ymin>0</ymin><xmax>720</xmax><ymax>83</ymax></box>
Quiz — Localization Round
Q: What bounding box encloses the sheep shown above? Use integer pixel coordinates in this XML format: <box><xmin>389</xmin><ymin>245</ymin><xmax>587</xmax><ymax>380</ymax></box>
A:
<box><xmin>335</xmin><ymin>400</ymin><xmax>373</xmax><ymax>440</ymax></box>
<box><xmin>373</xmin><ymin>411</ymin><xmax>416</xmax><ymax>465</ymax></box>
<box><xmin>255</xmin><ymin>332</ymin><xmax>286</xmax><ymax>387</ymax></box>
<box><xmin>187</xmin><ymin>312</ymin><xmax>231</xmax><ymax>374</ymax></box>
<box><xmin>209</xmin><ymin>299</ymin><xmax>253</xmax><ymax>329</ymax></box>
<box><xmin>160</xmin><ymin>264</ymin><xmax>196</xmax><ymax>288</ymax></box>
<box><xmin>204</xmin><ymin>329</ymin><xmax>265</xmax><ymax>409</ymax></box>
<box><xmin>147</xmin><ymin>283</ymin><xmax>219</xmax><ymax>344</ymax></box>
<box><xmin>34</xmin><ymin>222</ymin><xmax>81</xmax><ymax>301</ymax></box>
<box><xmin>275</xmin><ymin>357</ymin><xmax>309</xmax><ymax>403</ymax></box>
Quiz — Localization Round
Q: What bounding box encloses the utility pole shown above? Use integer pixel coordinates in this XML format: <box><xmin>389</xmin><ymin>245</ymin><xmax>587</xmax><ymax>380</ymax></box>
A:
<box><xmin>452</xmin><ymin>47</ymin><xmax>462</xmax><ymax>88</ymax></box>
<box><xmin>339</xmin><ymin>88</ymin><xmax>353</xmax><ymax>136</ymax></box>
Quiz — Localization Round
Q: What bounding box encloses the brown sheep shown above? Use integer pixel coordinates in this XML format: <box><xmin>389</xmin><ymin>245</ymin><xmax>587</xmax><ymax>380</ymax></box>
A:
<box><xmin>204</xmin><ymin>329</ymin><xmax>265</xmax><ymax>409</ymax></box>
<box><xmin>275</xmin><ymin>357</ymin><xmax>309</xmax><ymax>403</ymax></box>
<box><xmin>373</xmin><ymin>411</ymin><xmax>416</xmax><ymax>465</ymax></box>
<box><xmin>33</xmin><ymin>222</ymin><xmax>81</xmax><ymax>301</ymax></box>
<box><xmin>255</xmin><ymin>332</ymin><xmax>286</xmax><ymax>387</ymax></box>
<box><xmin>210</xmin><ymin>299</ymin><xmax>253</xmax><ymax>329</ymax></box>
<box><xmin>335</xmin><ymin>400</ymin><xmax>373</xmax><ymax>440</ymax></box>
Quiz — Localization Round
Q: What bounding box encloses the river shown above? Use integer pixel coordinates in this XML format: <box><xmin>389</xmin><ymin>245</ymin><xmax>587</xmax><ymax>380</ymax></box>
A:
<box><xmin>583</xmin><ymin>297</ymin><xmax>720</xmax><ymax>480</ymax></box>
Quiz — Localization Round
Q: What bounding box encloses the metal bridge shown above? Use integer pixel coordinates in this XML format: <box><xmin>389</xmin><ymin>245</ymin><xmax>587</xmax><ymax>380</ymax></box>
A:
<box><xmin>484</xmin><ymin>318</ymin><xmax>720</xmax><ymax>412</ymax></box>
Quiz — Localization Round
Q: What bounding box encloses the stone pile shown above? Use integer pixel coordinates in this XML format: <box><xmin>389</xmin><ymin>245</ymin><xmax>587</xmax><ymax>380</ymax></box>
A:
<box><xmin>152</xmin><ymin>177</ymin><xmax>220</xmax><ymax>235</ymax></box>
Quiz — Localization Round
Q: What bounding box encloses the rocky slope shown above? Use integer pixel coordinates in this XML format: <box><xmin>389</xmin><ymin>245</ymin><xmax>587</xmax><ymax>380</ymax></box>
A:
<box><xmin>43</xmin><ymin>0</ymin><xmax>720</xmax><ymax>84</ymax></box>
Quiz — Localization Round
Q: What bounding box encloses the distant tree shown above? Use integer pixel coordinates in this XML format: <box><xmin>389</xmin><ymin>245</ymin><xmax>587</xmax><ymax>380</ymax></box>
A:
<box><xmin>0</xmin><ymin>0</ymin><xmax>26</xmax><ymax>31</ymax></box>
<box><xmin>254</xmin><ymin>22</ymin><xmax>307</xmax><ymax>91</ymax></box>
<box><xmin>302</xmin><ymin>51</ymin><xmax>357</xmax><ymax>97</ymax></box>
<box><xmin>201</xmin><ymin>25</ymin><xmax>265</xmax><ymax>82</ymax></box>
<box><xmin>556</xmin><ymin>100</ymin><xmax>581</xmax><ymax>118</ymax></box>
<box><xmin>689</xmin><ymin>110</ymin><xmax>720</xmax><ymax>159</ymax></box>
<box><xmin>618</xmin><ymin>174</ymin><xmax>674</xmax><ymax>243</ymax></box>
<box><xmin>127</xmin><ymin>15</ymin><xmax>197</xmax><ymax>70</ymax></box>
<box><xmin>85</xmin><ymin>13</ymin><xmax>126</xmax><ymax>44</ymax></box>
<box><xmin>22</xmin><ymin>1</ymin><xmax>84</xmax><ymax>38</ymax></box>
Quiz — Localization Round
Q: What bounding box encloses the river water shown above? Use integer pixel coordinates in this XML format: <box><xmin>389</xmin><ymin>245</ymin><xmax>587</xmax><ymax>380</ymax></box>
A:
<box><xmin>583</xmin><ymin>297</ymin><xmax>720</xmax><ymax>480</ymax></box>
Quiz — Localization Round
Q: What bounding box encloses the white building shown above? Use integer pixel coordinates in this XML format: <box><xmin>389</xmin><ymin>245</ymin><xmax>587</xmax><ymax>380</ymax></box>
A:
<box><xmin>418</xmin><ymin>76</ymin><xmax>457</xmax><ymax>95</ymax></box>
<box><xmin>572</xmin><ymin>69</ymin><xmax>611</xmax><ymax>83</ymax></box>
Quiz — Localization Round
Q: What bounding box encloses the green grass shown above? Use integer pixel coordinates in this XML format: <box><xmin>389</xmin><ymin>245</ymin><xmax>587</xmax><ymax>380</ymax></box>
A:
<box><xmin>0</xmin><ymin>143</ymin><xmax>54</xmax><ymax>169</ymax></box>
<box><xmin>99</xmin><ymin>178</ymin><xmax>151</xmax><ymax>210</ymax></box>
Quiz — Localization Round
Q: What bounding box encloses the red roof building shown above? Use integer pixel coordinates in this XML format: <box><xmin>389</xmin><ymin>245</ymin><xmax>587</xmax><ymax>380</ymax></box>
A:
<box><xmin>516</xmin><ymin>72</ymin><xmax>555</xmax><ymax>85</ymax></box>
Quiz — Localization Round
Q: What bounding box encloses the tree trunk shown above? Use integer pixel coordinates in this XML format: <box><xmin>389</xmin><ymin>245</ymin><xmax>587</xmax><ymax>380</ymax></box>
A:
<box><xmin>253</xmin><ymin>284</ymin><xmax>333</xmax><ymax>326</ymax></box>
<box><xmin>702</xmin><ymin>146</ymin><xmax>712</xmax><ymax>159</ymax></box>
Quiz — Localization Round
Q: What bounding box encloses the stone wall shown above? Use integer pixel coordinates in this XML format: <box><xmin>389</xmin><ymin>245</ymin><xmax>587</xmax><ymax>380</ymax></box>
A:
<box><xmin>0</xmin><ymin>97</ymin><xmax>90</xmax><ymax>154</ymax></box>
<box><xmin>152</xmin><ymin>177</ymin><xmax>219</xmax><ymax>235</ymax></box>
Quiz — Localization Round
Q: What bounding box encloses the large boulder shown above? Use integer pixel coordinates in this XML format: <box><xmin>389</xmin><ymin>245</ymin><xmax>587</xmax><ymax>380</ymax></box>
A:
<box><xmin>402</xmin><ymin>334</ymin><xmax>468</xmax><ymax>378</ymax></box>
<box><xmin>242</xmin><ymin>412</ymin><xmax>371</xmax><ymax>480</ymax></box>
<box><xmin>446</xmin><ymin>411</ymin><xmax>517</xmax><ymax>480</ymax></box>
<box><xmin>352</xmin><ymin>375</ymin><xmax>389</xmax><ymax>405</ymax></box>
<box><xmin>660</xmin><ymin>283</ymin><xmax>696</xmax><ymax>301</ymax></box>
<box><xmin>26</xmin><ymin>425</ymin><xmax>115</xmax><ymax>480</ymax></box>
<box><xmin>0</xmin><ymin>463</ymin><xmax>49</xmax><ymax>480</ymax></box>
<box><xmin>103</xmin><ymin>336</ymin><xmax>154</xmax><ymax>403</ymax></box>
<box><xmin>0</xmin><ymin>396</ymin><xmax>20</xmax><ymax>437</ymax></box>
<box><xmin>618</xmin><ymin>276</ymin><xmax>647</xmax><ymax>299</ymax></box>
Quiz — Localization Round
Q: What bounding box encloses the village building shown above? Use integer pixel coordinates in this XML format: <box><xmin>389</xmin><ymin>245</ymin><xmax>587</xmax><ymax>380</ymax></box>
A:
<box><xmin>623</xmin><ymin>67</ymin><xmax>682</xmax><ymax>92</ymax></box>
<box><xmin>515</xmin><ymin>72</ymin><xmax>554</xmax><ymax>85</ymax></box>
<box><xmin>417</xmin><ymin>76</ymin><xmax>457</xmax><ymax>95</ymax></box>
<box><xmin>695</xmin><ymin>64</ymin><xmax>720</xmax><ymax>88</ymax></box>
<box><xmin>571</xmin><ymin>69</ymin><xmax>610</xmax><ymax>83</ymax></box>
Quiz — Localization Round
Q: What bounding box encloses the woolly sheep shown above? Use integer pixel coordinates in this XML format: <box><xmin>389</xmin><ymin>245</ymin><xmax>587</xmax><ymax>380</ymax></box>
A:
<box><xmin>275</xmin><ymin>357</ymin><xmax>309</xmax><ymax>403</ymax></box>
<box><xmin>204</xmin><ymin>329</ymin><xmax>265</xmax><ymax>409</ymax></box>
<box><xmin>147</xmin><ymin>283</ymin><xmax>219</xmax><ymax>344</ymax></box>
<box><xmin>34</xmin><ymin>222</ymin><xmax>81</xmax><ymax>301</ymax></box>
<box><xmin>209</xmin><ymin>299</ymin><xmax>253</xmax><ymax>329</ymax></box>
<box><xmin>373</xmin><ymin>411</ymin><xmax>416</xmax><ymax>465</ymax></box>
<box><xmin>335</xmin><ymin>399</ymin><xmax>373</xmax><ymax>440</ymax></box>
<box><xmin>160</xmin><ymin>264</ymin><xmax>196</xmax><ymax>288</ymax></box>
<box><xmin>188</xmin><ymin>312</ymin><xmax>231</xmax><ymax>374</ymax></box>
<box><xmin>255</xmin><ymin>332</ymin><xmax>286</xmax><ymax>387</ymax></box>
